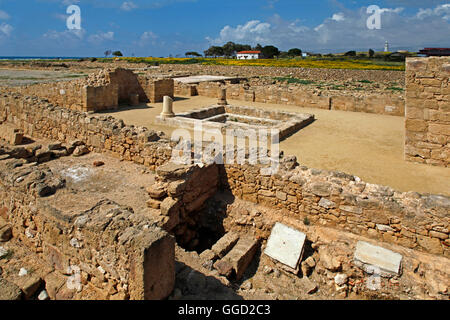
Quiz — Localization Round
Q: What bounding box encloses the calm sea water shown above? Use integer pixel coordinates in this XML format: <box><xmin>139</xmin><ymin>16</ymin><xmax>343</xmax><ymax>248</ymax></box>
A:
<box><xmin>0</xmin><ymin>57</ymin><xmax>88</xmax><ymax>60</ymax></box>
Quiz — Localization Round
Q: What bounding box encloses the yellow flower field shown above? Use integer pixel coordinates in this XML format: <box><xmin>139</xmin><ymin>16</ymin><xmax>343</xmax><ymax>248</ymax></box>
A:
<box><xmin>110</xmin><ymin>57</ymin><xmax>405</xmax><ymax>71</ymax></box>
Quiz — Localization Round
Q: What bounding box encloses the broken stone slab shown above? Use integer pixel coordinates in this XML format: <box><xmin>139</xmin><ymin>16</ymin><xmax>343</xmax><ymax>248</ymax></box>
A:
<box><xmin>211</xmin><ymin>232</ymin><xmax>240</xmax><ymax>259</ymax></box>
<box><xmin>0</xmin><ymin>224</ymin><xmax>12</xmax><ymax>242</ymax></box>
<box><xmin>354</xmin><ymin>241</ymin><xmax>403</xmax><ymax>277</ymax></box>
<box><xmin>15</xmin><ymin>275</ymin><xmax>43</xmax><ymax>299</ymax></box>
<box><xmin>220</xmin><ymin>237</ymin><xmax>259</xmax><ymax>280</ymax></box>
<box><xmin>264</xmin><ymin>223</ymin><xmax>306</xmax><ymax>273</ymax></box>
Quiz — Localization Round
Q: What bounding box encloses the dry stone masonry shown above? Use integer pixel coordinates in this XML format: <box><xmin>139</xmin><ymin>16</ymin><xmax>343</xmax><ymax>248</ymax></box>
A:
<box><xmin>405</xmin><ymin>57</ymin><xmax>449</xmax><ymax>167</ymax></box>
<box><xmin>3</xmin><ymin>68</ymin><xmax>174</xmax><ymax>112</ymax></box>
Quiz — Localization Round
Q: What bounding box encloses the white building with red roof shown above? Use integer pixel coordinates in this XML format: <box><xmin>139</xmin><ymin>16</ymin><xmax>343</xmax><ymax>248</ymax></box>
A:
<box><xmin>236</xmin><ymin>50</ymin><xmax>261</xmax><ymax>60</ymax></box>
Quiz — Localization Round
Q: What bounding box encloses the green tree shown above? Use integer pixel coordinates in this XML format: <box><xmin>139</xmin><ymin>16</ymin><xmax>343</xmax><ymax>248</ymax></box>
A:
<box><xmin>344</xmin><ymin>50</ymin><xmax>356</xmax><ymax>57</ymax></box>
<box><xmin>261</xmin><ymin>45</ymin><xmax>280</xmax><ymax>59</ymax></box>
<box><xmin>253</xmin><ymin>43</ymin><xmax>263</xmax><ymax>51</ymax></box>
<box><xmin>368</xmin><ymin>49</ymin><xmax>375</xmax><ymax>58</ymax></box>
<box><xmin>222</xmin><ymin>41</ymin><xmax>237</xmax><ymax>57</ymax></box>
<box><xmin>112</xmin><ymin>51</ymin><xmax>123</xmax><ymax>57</ymax></box>
<box><xmin>185</xmin><ymin>51</ymin><xmax>202</xmax><ymax>57</ymax></box>
<box><xmin>288</xmin><ymin>48</ymin><xmax>302</xmax><ymax>57</ymax></box>
<box><xmin>204</xmin><ymin>46</ymin><xmax>224</xmax><ymax>57</ymax></box>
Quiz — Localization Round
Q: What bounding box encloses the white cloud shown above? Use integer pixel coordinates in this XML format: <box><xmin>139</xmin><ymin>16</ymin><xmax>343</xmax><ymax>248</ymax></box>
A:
<box><xmin>207</xmin><ymin>20</ymin><xmax>271</xmax><ymax>45</ymax></box>
<box><xmin>136</xmin><ymin>31</ymin><xmax>159</xmax><ymax>47</ymax></box>
<box><xmin>206</xmin><ymin>4</ymin><xmax>450</xmax><ymax>52</ymax></box>
<box><xmin>141</xmin><ymin>31</ymin><xmax>158</xmax><ymax>41</ymax></box>
<box><xmin>0</xmin><ymin>23</ymin><xmax>13</xmax><ymax>37</ymax></box>
<box><xmin>62</xmin><ymin>0</ymin><xmax>80</xmax><ymax>5</ymax></box>
<box><xmin>88</xmin><ymin>31</ymin><xmax>114</xmax><ymax>43</ymax></box>
<box><xmin>43</xmin><ymin>29</ymin><xmax>85</xmax><ymax>40</ymax></box>
<box><xmin>120</xmin><ymin>1</ymin><xmax>138</xmax><ymax>11</ymax></box>
<box><xmin>417</xmin><ymin>4</ymin><xmax>450</xmax><ymax>20</ymax></box>
<box><xmin>0</xmin><ymin>10</ymin><xmax>10</xmax><ymax>20</ymax></box>
<box><xmin>332</xmin><ymin>13</ymin><xmax>345</xmax><ymax>21</ymax></box>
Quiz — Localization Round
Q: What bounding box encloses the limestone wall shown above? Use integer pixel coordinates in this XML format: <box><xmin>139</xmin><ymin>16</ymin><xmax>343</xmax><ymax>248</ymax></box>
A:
<box><xmin>220</xmin><ymin>163</ymin><xmax>449</xmax><ymax>257</ymax></box>
<box><xmin>1</xmin><ymin>91</ymin><xmax>449</xmax><ymax>258</ymax></box>
<box><xmin>175</xmin><ymin>81</ymin><xmax>405</xmax><ymax>116</ymax></box>
<box><xmin>405</xmin><ymin>57</ymin><xmax>450</xmax><ymax>167</ymax></box>
<box><xmin>139</xmin><ymin>77</ymin><xmax>174</xmax><ymax>103</ymax></box>
<box><xmin>3</xmin><ymin>68</ymin><xmax>174</xmax><ymax>112</ymax></box>
<box><xmin>0</xmin><ymin>163</ymin><xmax>175</xmax><ymax>299</ymax></box>
<box><xmin>0</xmin><ymin>93</ymin><xmax>173</xmax><ymax>171</ymax></box>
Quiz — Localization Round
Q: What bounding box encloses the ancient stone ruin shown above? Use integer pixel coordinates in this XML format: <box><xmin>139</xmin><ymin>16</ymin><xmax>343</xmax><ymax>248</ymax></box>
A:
<box><xmin>0</xmin><ymin>57</ymin><xmax>448</xmax><ymax>301</ymax></box>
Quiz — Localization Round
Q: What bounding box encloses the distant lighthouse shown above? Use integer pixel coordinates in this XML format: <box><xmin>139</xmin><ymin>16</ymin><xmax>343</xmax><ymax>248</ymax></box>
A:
<box><xmin>384</xmin><ymin>41</ymin><xmax>390</xmax><ymax>52</ymax></box>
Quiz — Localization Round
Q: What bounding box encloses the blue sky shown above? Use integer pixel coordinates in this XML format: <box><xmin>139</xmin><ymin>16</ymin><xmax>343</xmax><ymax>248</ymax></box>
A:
<box><xmin>0</xmin><ymin>0</ymin><xmax>449</xmax><ymax>57</ymax></box>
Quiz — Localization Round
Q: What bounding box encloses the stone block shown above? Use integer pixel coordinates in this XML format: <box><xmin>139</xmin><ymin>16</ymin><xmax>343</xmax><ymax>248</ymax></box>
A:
<box><xmin>211</xmin><ymin>232</ymin><xmax>240</xmax><ymax>259</ymax></box>
<box><xmin>405</xmin><ymin>119</ymin><xmax>428</xmax><ymax>132</ymax></box>
<box><xmin>221</xmin><ymin>237</ymin><xmax>259</xmax><ymax>280</ymax></box>
<box><xmin>264</xmin><ymin>223</ymin><xmax>306</xmax><ymax>272</ymax></box>
<box><xmin>128</xmin><ymin>227</ymin><xmax>175</xmax><ymax>300</ymax></box>
<box><xmin>354</xmin><ymin>241</ymin><xmax>402</xmax><ymax>276</ymax></box>
<box><xmin>318</xmin><ymin>198</ymin><xmax>336</xmax><ymax>209</ymax></box>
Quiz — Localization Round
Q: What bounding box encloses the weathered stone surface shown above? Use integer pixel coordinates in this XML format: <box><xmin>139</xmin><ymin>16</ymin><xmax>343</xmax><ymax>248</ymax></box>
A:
<box><xmin>0</xmin><ymin>278</ymin><xmax>22</xmax><ymax>300</ymax></box>
<box><xmin>156</xmin><ymin>163</ymin><xmax>195</xmax><ymax>180</ymax></box>
<box><xmin>311</xmin><ymin>182</ymin><xmax>331</xmax><ymax>197</ymax></box>
<box><xmin>354</xmin><ymin>241</ymin><xmax>403</xmax><ymax>276</ymax></box>
<box><xmin>318</xmin><ymin>198</ymin><xmax>336</xmax><ymax>209</ymax></box>
<box><xmin>160</xmin><ymin>197</ymin><xmax>181</xmax><ymax>217</ymax></box>
<box><xmin>15</xmin><ymin>275</ymin><xmax>43</xmax><ymax>299</ymax></box>
<box><xmin>72</xmin><ymin>145</ymin><xmax>89</xmax><ymax>157</ymax></box>
<box><xmin>221</xmin><ymin>237</ymin><xmax>259</xmax><ymax>280</ymax></box>
<box><xmin>264</xmin><ymin>223</ymin><xmax>306</xmax><ymax>271</ymax></box>
<box><xmin>213</xmin><ymin>260</ymin><xmax>233</xmax><ymax>277</ymax></box>
<box><xmin>146</xmin><ymin>198</ymin><xmax>161</xmax><ymax>209</ymax></box>
<box><xmin>147</xmin><ymin>184</ymin><xmax>167</xmax><ymax>199</ymax></box>
<box><xmin>199</xmin><ymin>249</ymin><xmax>216</xmax><ymax>261</ymax></box>
<box><xmin>319</xmin><ymin>248</ymin><xmax>342</xmax><ymax>272</ymax></box>
<box><xmin>417</xmin><ymin>235</ymin><xmax>443</xmax><ymax>255</ymax></box>
<box><xmin>299</xmin><ymin>277</ymin><xmax>318</xmax><ymax>294</ymax></box>
<box><xmin>211</xmin><ymin>232</ymin><xmax>240</xmax><ymax>259</ymax></box>
<box><xmin>405</xmin><ymin>57</ymin><xmax>449</xmax><ymax>168</ymax></box>
<box><xmin>0</xmin><ymin>224</ymin><xmax>12</xmax><ymax>242</ymax></box>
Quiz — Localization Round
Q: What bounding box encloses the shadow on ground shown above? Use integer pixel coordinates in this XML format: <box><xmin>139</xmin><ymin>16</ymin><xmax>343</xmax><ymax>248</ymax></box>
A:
<box><xmin>173</xmin><ymin>261</ymin><xmax>244</xmax><ymax>300</ymax></box>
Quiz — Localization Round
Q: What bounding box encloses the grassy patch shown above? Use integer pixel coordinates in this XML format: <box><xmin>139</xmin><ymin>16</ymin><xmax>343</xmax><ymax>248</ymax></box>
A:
<box><xmin>357</xmin><ymin>80</ymin><xmax>374</xmax><ymax>84</ymax></box>
<box><xmin>386</xmin><ymin>87</ymin><xmax>404</xmax><ymax>92</ymax></box>
<box><xmin>303</xmin><ymin>217</ymin><xmax>310</xmax><ymax>226</ymax></box>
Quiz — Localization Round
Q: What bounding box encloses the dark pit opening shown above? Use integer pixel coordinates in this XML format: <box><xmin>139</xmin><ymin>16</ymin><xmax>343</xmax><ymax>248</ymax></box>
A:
<box><xmin>174</xmin><ymin>196</ymin><xmax>228</xmax><ymax>254</ymax></box>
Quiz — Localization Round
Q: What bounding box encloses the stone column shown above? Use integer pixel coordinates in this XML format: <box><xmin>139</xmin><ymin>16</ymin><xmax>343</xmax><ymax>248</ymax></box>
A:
<box><xmin>217</xmin><ymin>87</ymin><xmax>228</xmax><ymax>106</ymax></box>
<box><xmin>160</xmin><ymin>96</ymin><xmax>175</xmax><ymax>118</ymax></box>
